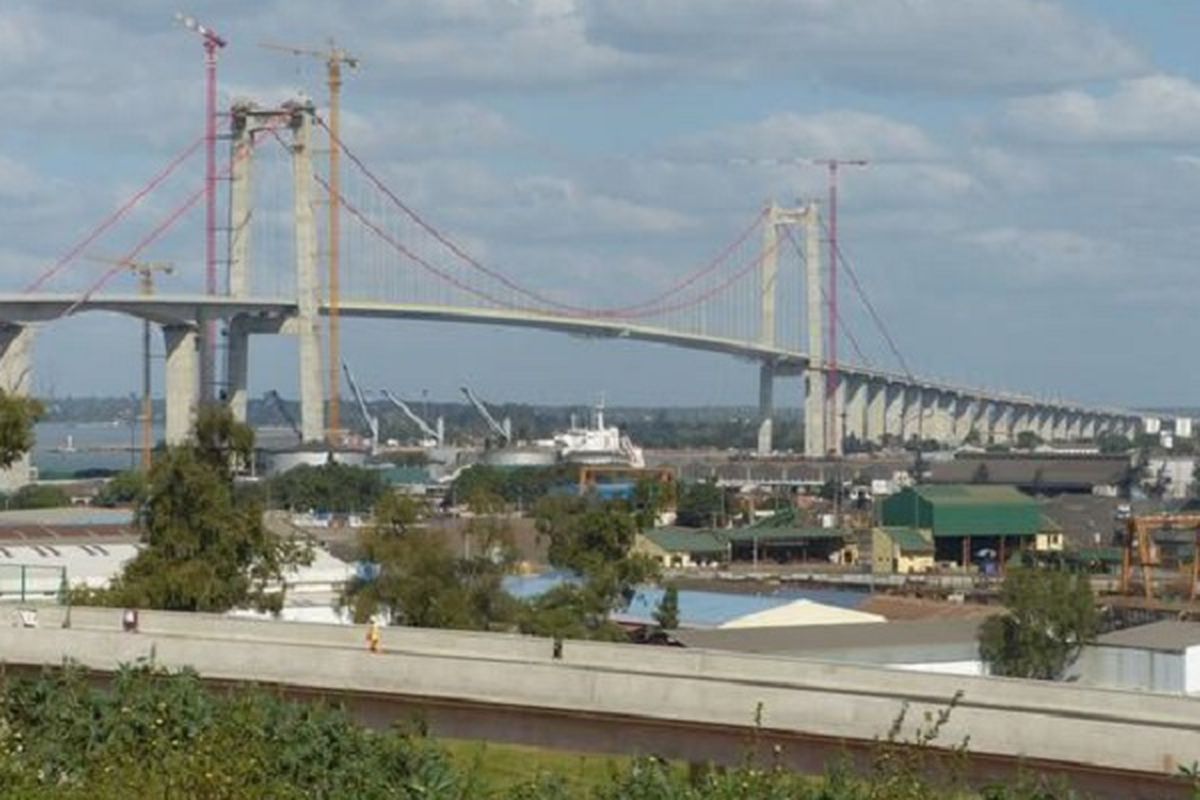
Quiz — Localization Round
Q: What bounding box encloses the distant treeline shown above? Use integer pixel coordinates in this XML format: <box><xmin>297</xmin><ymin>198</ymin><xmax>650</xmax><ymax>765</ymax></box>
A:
<box><xmin>42</xmin><ymin>397</ymin><xmax>805</xmax><ymax>451</ymax></box>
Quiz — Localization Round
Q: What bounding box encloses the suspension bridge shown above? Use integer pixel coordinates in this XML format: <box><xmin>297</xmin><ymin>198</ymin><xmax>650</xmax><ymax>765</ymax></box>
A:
<box><xmin>2</xmin><ymin>100</ymin><xmax>1142</xmax><ymax>459</ymax></box>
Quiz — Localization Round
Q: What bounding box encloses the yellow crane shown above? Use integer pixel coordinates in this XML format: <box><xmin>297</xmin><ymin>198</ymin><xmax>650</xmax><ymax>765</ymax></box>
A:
<box><xmin>260</xmin><ymin>39</ymin><xmax>358</xmax><ymax>444</ymax></box>
<box><xmin>88</xmin><ymin>257</ymin><xmax>174</xmax><ymax>470</ymax></box>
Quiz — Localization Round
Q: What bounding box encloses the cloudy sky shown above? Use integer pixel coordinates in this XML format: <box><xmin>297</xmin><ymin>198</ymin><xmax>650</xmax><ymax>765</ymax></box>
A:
<box><xmin>3</xmin><ymin>1</ymin><xmax>1198</xmax><ymax>410</ymax></box>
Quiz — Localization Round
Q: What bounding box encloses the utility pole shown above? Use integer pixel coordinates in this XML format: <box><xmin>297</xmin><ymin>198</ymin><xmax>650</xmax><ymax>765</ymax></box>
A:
<box><xmin>813</xmin><ymin>159</ymin><xmax>867</xmax><ymax>456</ymax></box>
<box><xmin>260</xmin><ymin>39</ymin><xmax>359</xmax><ymax>444</ymax></box>
<box><xmin>176</xmin><ymin>12</ymin><xmax>227</xmax><ymax>405</ymax></box>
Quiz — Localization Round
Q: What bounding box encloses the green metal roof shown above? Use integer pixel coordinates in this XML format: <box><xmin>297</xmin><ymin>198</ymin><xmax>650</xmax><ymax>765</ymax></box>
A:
<box><xmin>879</xmin><ymin>526</ymin><xmax>934</xmax><ymax>553</ymax></box>
<box><xmin>723</xmin><ymin>526</ymin><xmax>849</xmax><ymax>544</ymax></box>
<box><xmin>642</xmin><ymin>528</ymin><xmax>728</xmax><ymax>555</ymax></box>
<box><xmin>880</xmin><ymin>484</ymin><xmax>1040</xmax><ymax>538</ymax></box>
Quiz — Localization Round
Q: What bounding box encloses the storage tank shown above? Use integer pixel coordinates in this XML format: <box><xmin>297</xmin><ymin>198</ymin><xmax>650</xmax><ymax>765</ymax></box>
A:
<box><xmin>479</xmin><ymin>446</ymin><xmax>557</xmax><ymax>468</ymax></box>
<box><xmin>264</xmin><ymin>446</ymin><xmax>368</xmax><ymax>476</ymax></box>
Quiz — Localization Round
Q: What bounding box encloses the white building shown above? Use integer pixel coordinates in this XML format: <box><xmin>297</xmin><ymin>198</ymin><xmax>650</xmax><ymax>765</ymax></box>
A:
<box><xmin>1070</xmin><ymin>622</ymin><xmax>1200</xmax><ymax>695</ymax></box>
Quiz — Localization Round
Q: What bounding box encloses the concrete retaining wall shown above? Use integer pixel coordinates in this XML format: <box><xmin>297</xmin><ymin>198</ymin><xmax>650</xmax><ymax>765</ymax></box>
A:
<box><xmin>0</xmin><ymin>616</ymin><xmax>1197</xmax><ymax>777</ymax></box>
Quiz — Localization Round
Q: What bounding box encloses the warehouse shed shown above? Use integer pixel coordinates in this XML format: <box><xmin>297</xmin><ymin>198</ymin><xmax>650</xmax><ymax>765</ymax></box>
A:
<box><xmin>880</xmin><ymin>485</ymin><xmax>1041</xmax><ymax>567</ymax></box>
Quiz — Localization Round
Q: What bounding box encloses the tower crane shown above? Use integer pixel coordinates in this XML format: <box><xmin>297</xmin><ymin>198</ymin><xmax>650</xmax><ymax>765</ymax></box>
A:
<box><xmin>341</xmin><ymin>360</ymin><xmax>379</xmax><ymax>453</ymax></box>
<box><xmin>460</xmin><ymin>386</ymin><xmax>511</xmax><ymax>445</ymax></box>
<box><xmin>264</xmin><ymin>390</ymin><xmax>302</xmax><ymax>442</ymax></box>
<box><xmin>88</xmin><ymin>256</ymin><xmax>174</xmax><ymax>470</ymax></box>
<box><xmin>379</xmin><ymin>389</ymin><xmax>444</xmax><ymax>447</ymax></box>
<box><xmin>260</xmin><ymin>39</ymin><xmax>358</xmax><ymax>442</ymax></box>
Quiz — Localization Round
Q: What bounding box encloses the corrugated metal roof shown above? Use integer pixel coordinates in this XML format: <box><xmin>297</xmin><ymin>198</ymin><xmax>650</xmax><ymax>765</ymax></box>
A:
<box><xmin>1097</xmin><ymin>621</ymin><xmax>1200</xmax><ymax>652</ymax></box>
<box><xmin>879</xmin><ymin>527</ymin><xmax>934</xmax><ymax>553</ymax></box>
<box><xmin>930</xmin><ymin>456</ymin><xmax>1130</xmax><ymax>488</ymax></box>
<box><xmin>642</xmin><ymin>528</ymin><xmax>727</xmax><ymax>554</ymax></box>
<box><xmin>723</xmin><ymin>527</ymin><xmax>847</xmax><ymax>544</ymax></box>
<box><xmin>881</xmin><ymin>485</ymin><xmax>1040</xmax><ymax>537</ymax></box>
<box><xmin>674</xmin><ymin>618</ymin><xmax>984</xmax><ymax>653</ymax></box>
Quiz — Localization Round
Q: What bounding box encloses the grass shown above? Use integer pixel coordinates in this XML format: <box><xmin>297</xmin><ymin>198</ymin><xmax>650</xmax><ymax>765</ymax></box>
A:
<box><xmin>443</xmin><ymin>739</ymin><xmax>641</xmax><ymax>793</ymax></box>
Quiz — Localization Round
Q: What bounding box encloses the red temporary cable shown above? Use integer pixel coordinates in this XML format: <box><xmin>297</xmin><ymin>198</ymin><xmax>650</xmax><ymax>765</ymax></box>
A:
<box><xmin>315</xmin><ymin>115</ymin><xmax>765</xmax><ymax>319</ymax></box>
<box><xmin>59</xmin><ymin>115</ymin><xmax>290</xmax><ymax>318</ymax></box>
<box><xmin>25</xmin><ymin>135</ymin><xmax>204</xmax><ymax>293</ymax></box>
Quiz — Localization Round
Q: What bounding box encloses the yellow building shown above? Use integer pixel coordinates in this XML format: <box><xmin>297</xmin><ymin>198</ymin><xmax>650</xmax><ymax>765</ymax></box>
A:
<box><xmin>634</xmin><ymin>529</ymin><xmax>728</xmax><ymax>569</ymax></box>
<box><xmin>872</xmin><ymin>527</ymin><xmax>935</xmax><ymax>575</ymax></box>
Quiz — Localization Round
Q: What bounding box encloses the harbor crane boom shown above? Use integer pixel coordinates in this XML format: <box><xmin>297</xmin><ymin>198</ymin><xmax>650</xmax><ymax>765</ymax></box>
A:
<box><xmin>341</xmin><ymin>360</ymin><xmax>378</xmax><ymax>452</ymax></box>
<box><xmin>460</xmin><ymin>386</ymin><xmax>511</xmax><ymax>445</ymax></box>
<box><xmin>264</xmin><ymin>390</ymin><xmax>302</xmax><ymax>442</ymax></box>
<box><xmin>379</xmin><ymin>389</ymin><xmax>443</xmax><ymax>446</ymax></box>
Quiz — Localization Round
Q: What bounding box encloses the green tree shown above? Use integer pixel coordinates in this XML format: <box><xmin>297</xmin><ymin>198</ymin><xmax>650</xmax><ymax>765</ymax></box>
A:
<box><xmin>93</xmin><ymin>470</ymin><xmax>147</xmax><ymax>508</ymax></box>
<box><xmin>88</xmin><ymin>407</ymin><xmax>310</xmax><ymax>614</ymax></box>
<box><xmin>8</xmin><ymin>483</ymin><xmax>69</xmax><ymax>509</ymax></box>
<box><xmin>266</xmin><ymin>463</ymin><xmax>388</xmax><ymax>513</ymax></box>
<box><xmin>675</xmin><ymin>481</ymin><xmax>724</xmax><ymax>528</ymax></box>
<box><xmin>0</xmin><ymin>390</ymin><xmax>42</xmax><ymax>469</ymax></box>
<box><xmin>341</xmin><ymin>495</ymin><xmax>515</xmax><ymax>630</ymax></box>
<box><xmin>978</xmin><ymin>566</ymin><xmax>1097</xmax><ymax>680</ymax></box>
<box><xmin>654</xmin><ymin>584</ymin><xmax>679</xmax><ymax>631</ymax></box>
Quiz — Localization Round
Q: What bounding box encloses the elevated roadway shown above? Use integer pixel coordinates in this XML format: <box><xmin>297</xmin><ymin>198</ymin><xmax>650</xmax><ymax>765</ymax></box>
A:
<box><xmin>0</xmin><ymin>292</ymin><xmax>1131</xmax><ymax>417</ymax></box>
<box><xmin>1</xmin><ymin>606</ymin><xmax>1195</xmax><ymax>798</ymax></box>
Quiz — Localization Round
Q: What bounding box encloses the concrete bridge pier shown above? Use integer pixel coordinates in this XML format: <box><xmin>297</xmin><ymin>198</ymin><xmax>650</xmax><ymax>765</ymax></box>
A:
<box><xmin>756</xmin><ymin>362</ymin><xmax>774</xmax><ymax>456</ymax></box>
<box><xmin>803</xmin><ymin>368</ymin><xmax>826</xmax><ymax>457</ymax></box>
<box><xmin>163</xmin><ymin>324</ymin><xmax>198</xmax><ymax>446</ymax></box>
<box><xmin>0</xmin><ymin>325</ymin><xmax>34</xmax><ymax>490</ymax></box>
<box><xmin>883</xmin><ymin>383</ymin><xmax>905</xmax><ymax>443</ymax></box>
<box><xmin>843</xmin><ymin>375</ymin><xmax>867</xmax><ymax>446</ymax></box>
<box><xmin>225</xmin><ymin>318</ymin><xmax>250</xmax><ymax>424</ymax></box>
<box><xmin>866</xmin><ymin>379</ymin><xmax>887</xmax><ymax>444</ymax></box>
<box><xmin>1081</xmin><ymin>415</ymin><xmax>1097</xmax><ymax>440</ymax></box>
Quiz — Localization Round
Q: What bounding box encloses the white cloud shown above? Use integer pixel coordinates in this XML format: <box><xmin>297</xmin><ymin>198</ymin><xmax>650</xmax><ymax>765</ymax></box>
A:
<box><xmin>959</xmin><ymin>227</ymin><xmax>1122</xmax><ymax>284</ymax></box>
<box><xmin>583</xmin><ymin>0</ymin><xmax>1147</xmax><ymax>92</ymax></box>
<box><xmin>1003</xmin><ymin>75</ymin><xmax>1200</xmax><ymax>145</ymax></box>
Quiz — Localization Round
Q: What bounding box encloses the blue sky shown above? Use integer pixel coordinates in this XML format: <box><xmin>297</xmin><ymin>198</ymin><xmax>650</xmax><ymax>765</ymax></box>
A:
<box><xmin>2</xmin><ymin>2</ymin><xmax>1198</xmax><ymax>410</ymax></box>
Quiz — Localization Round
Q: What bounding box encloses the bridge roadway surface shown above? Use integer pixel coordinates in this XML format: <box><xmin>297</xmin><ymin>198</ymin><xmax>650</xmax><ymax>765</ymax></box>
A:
<box><xmin>2</xmin><ymin>606</ymin><xmax>1196</xmax><ymax>798</ymax></box>
<box><xmin>0</xmin><ymin>292</ymin><xmax>1127</xmax><ymax>416</ymax></box>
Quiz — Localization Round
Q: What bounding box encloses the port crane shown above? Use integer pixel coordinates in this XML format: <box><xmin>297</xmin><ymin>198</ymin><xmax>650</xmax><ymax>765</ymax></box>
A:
<box><xmin>341</xmin><ymin>361</ymin><xmax>379</xmax><ymax>453</ymax></box>
<box><xmin>379</xmin><ymin>389</ymin><xmax>444</xmax><ymax>447</ymax></box>
<box><xmin>460</xmin><ymin>386</ymin><xmax>511</xmax><ymax>446</ymax></box>
<box><xmin>264</xmin><ymin>390</ymin><xmax>302</xmax><ymax>442</ymax></box>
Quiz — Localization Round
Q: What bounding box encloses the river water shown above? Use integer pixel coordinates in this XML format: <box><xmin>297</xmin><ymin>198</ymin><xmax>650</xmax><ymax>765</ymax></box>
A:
<box><xmin>33</xmin><ymin>421</ymin><xmax>164</xmax><ymax>476</ymax></box>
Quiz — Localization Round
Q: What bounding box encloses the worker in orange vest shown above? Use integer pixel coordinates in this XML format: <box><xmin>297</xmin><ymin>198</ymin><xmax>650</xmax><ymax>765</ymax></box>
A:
<box><xmin>366</xmin><ymin>621</ymin><xmax>381</xmax><ymax>653</ymax></box>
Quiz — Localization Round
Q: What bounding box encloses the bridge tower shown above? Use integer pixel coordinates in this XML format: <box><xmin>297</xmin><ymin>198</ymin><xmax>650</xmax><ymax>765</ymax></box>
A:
<box><xmin>757</xmin><ymin>202</ymin><xmax>812</xmax><ymax>457</ymax></box>
<box><xmin>0</xmin><ymin>325</ymin><xmax>35</xmax><ymax>490</ymax></box>
<box><xmin>224</xmin><ymin>100</ymin><xmax>256</xmax><ymax>425</ymax></box>
<box><xmin>801</xmin><ymin>201</ymin><xmax>827</xmax><ymax>458</ymax></box>
<box><xmin>289</xmin><ymin>101</ymin><xmax>326</xmax><ymax>443</ymax></box>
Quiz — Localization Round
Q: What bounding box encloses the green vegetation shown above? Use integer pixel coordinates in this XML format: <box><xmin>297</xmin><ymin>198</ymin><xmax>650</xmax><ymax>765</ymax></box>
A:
<box><xmin>341</xmin><ymin>493</ymin><xmax>518</xmax><ymax>630</ymax></box>
<box><xmin>6</xmin><ymin>483</ymin><xmax>69</xmax><ymax>509</ymax></box>
<box><xmin>93</xmin><ymin>469</ymin><xmax>147</xmax><ymax>508</ymax></box>
<box><xmin>451</xmin><ymin>464</ymin><xmax>579</xmax><ymax>507</ymax></box>
<box><xmin>77</xmin><ymin>407</ymin><xmax>310</xmax><ymax>614</ymax></box>
<box><xmin>0</xmin><ymin>391</ymin><xmax>41</xmax><ymax>468</ymax></box>
<box><xmin>264</xmin><ymin>462</ymin><xmax>389</xmax><ymax>513</ymax></box>
<box><xmin>675</xmin><ymin>481</ymin><xmax>726</xmax><ymax>527</ymax></box>
<box><xmin>978</xmin><ymin>567</ymin><xmax>1097</xmax><ymax>680</ymax></box>
<box><xmin>655</xmin><ymin>583</ymin><xmax>679</xmax><ymax>631</ymax></box>
<box><xmin>0</xmin><ymin>667</ymin><xmax>1133</xmax><ymax>799</ymax></box>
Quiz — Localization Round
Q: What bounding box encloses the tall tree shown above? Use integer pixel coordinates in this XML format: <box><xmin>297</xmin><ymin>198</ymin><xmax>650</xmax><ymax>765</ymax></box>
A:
<box><xmin>675</xmin><ymin>481</ymin><xmax>724</xmax><ymax>528</ymax></box>
<box><xmin>341</xmin><ymin>494</ymin><xmax>515</xmax><ymax>630</ymax></box>
<box><xmin>0</xmin><ymin>391</ymin><xmax>42</xmax><ymax>469</ymax></box>
<box><xmin>93</xmin><ymin>407</ymin><xmax>310</xmax><ymax>613</ymax></box>
<box><xmin>978</xmin><ymin>566</ymin><xmax>1097</xmax><ymax>680</ymax></box>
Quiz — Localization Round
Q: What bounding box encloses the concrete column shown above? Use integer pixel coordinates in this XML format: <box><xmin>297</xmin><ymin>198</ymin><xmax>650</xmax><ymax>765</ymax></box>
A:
<box><xmin>228</xmin><ymin>102</ymin><xmax>255</xmax><ymax>299</ymax></box>
<box><xmin>163</xmin><ymin>324</ymin><xmax>198</xmax><ymax>446</ymax></box>
<box><xmin>1065</xmin><ymin>412</ymin><xmax>1082</xmax><ymax>441</ymax></box>
<box><xmin>1052</xmin><ymin>410</ymin><xmax>1069</xmax><ymax>442</ymax></box>
<box><xmin>1037</xmin><ymin>408</ymin><xmax>1055</xmax><ymax>442</ymax></box>
<box><xmin>226</xmin><ymin>317</ymin><xmax>250</xmax><ymax>424</ymax></box>
<box><xmin>928</xmin><ymin>390</ymin><xmax>954</xmax><ymax>444</ymax></box>
<box><xmin>803</xmin><ymin>202</ymin><xmax>825</xmax><ymax>459</ymax></box>
<box><xmin>804</xmin><ymin>368</ymin><xmax>826</xmax><ymax>457</ymax></box>
<box><xmin>291</xmin><ymin>102</ymin><xmax>325</xmax><ymax>443</ymax></box>
<box><xmin>1082</xmin><ymin>415</ymin><xmax>1097</xmax><ymax>440</ymax></box>
<box><xmin>831</xmin><ymin>374</ymin><xmax>847</xmax><ymax>456</ymax></box>
<box><xmin>992</xmin><ymin>403</ymin><xmax>1012</xmax><ymax>444</ymax></box>
<box><xmin>761</xmin><ymin>203</ymin><xmax>779</xmax><ymax>350</ymax></box>
<box><xmin>866</xmin><ymin>379</ymin><xmax>886</xmax><ymax>444</ymax></box>
<box><xmin>843</xmin><ymin>375</ymin><xmax>867</xmax><ymax>445</ymax></box>
<box><xmin>884</xmin><ymin>383</ymin><xmax>905</xmax><ymax>444</ymax></box>
<box><xmin>0</xmin><ymin>325</ymin><xmax>34</xmax><ymax>491</ymax></box>
<box><xmin>952</xmin><ymin>395</ymin><xmax>977</xmax><ymax>445</ymax></box>
<box><xmin>756</xmin><ymin>361</ymin><xmax>774</xmax><ymax>457</ymax></box>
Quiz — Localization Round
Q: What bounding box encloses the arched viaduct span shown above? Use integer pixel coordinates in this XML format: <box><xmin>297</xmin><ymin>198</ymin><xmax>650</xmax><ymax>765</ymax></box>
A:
<box><xmin>0</xmin><ymin>291</ymin><xmax>1141</xmax><ymax>451</ymax></box>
